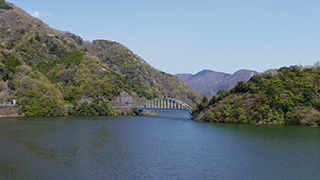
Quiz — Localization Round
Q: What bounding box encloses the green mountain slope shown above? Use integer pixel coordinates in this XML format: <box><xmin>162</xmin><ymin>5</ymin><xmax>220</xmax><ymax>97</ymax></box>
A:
<box><xmin>0</xmin><ymin>2</ymin><xmax>200</xmax><ymax>116</ymax></box>
<box><xmin>85</xmin><ymin>40</ymin><xmax>199</xmax><ymax>105</ymax></box>
<box><xmin>195</xmin><ymin>65</ymin><xmax>320</xmax><ymax>126</ymax></box>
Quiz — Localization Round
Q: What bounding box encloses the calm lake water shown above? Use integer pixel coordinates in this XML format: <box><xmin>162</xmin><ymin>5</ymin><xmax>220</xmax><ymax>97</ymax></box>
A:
<box><xmin>0</xmin><ymin>111</ymin><xmax>320</xmax><ymax>180</ymax></box>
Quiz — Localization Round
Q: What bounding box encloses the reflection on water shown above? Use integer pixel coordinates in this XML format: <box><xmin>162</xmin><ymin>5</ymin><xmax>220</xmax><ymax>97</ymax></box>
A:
<box><xmin>0</xmin><ymin>112</ymin><xmax>320</xmax><ymax>180</ymax></box>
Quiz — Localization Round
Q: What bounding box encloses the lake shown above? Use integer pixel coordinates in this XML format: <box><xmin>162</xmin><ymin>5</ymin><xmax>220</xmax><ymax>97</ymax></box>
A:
<box><xmin>0</xmin><ymin>111</ymin><xmax>320</xmax><ymax>180</ymax></box>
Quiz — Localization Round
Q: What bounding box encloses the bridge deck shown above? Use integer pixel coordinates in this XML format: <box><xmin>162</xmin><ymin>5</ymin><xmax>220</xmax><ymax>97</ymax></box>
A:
<box><xmin>137</xmin><ymin>108</ymin><xmax>191</xmax><ymax>112</ymax></box>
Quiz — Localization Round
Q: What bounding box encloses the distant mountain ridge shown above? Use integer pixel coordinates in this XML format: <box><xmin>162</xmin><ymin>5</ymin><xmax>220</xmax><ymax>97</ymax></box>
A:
<box><xmin>176</xmin><ymin>69</ymin><xmax>259</xmax><ymax>95</ymax></box>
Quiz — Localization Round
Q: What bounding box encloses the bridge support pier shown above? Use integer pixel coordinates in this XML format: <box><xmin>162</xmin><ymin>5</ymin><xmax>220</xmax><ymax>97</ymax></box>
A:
<box><xmin>189</xmin><ymin>112</ymin><xmax>194</xmax><ymax>120</ymax></box>
<box><xmin>138</xmin><ymin>110</ymin><xmax>143</xmax><ymax>116</ymax></box>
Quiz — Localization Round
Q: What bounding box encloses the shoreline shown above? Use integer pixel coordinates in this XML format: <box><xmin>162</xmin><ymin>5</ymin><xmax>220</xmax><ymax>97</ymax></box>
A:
<box><xmin>0</xmin><ymin>111</ymin><xmax>319</xmax><ymax>127</ymax></box>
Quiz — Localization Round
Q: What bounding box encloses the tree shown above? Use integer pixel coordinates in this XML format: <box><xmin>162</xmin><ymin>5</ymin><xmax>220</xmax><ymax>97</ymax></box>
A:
<box><xmin>4</xmin><ymin>54</ymin><xmax>21</xmax><ymax>73</ymax></box>
<box><xmin>0</xmin><ymin>0</ymin><xmax>13</xmax><ymax>10</ymax></box>
<box><xmin>71</xmin><ymin>98</ymin><xmax>115</xmax><ymax>116</ymax></box>
<box><xmin>202</xmin><ymin>96</ymin><xmax>208</xmax><ymax>104</ymax></box>
<box><xmin>234</xmin><ymin>81</ymin><xmax>248</xmax><ymax>93</ymax></box>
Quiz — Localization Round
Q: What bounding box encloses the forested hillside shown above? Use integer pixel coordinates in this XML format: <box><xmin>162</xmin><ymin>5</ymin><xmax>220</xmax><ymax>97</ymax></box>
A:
<box><xmin>84</xmin><ymin>40</ymin><xmax>199</xmax><ymax>105</ymax></box>
<box><xmin>195</xmin><ymin>65</ymin><xmax>320</xmax><ymax>126</ymax></box>
<box><xmin>0</xmin><ymin>2</ymin><xmax>200</xmax><ymax>116</ymax></box>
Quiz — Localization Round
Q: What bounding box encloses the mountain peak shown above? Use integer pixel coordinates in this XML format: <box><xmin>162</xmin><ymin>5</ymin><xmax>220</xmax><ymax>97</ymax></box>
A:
<box><xmin>194</xmin><ymin>69</ymin><xmax>214</xmax><ymax>76</ymax></box>
<box><xmin>193</xmin><ymin>69</ymin><xmax>229</xmax><ymax>77</ymax></box>
<box><xmin>176</xmin><ymin>69</ymin><xmax>259</xmax><ymax>95</ymax></box>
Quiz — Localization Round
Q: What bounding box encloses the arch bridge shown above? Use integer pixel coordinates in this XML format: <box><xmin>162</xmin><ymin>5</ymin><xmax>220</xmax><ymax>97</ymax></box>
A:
<box><xmin>137</xmin><ymin>97</ymin><xmax>192</xmax><ymax>117</ymax></box>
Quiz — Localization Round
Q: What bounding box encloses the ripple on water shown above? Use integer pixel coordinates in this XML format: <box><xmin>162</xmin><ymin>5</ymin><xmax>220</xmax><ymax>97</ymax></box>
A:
<box><xmin>0</xmin><ymin>114</ymin><xmax>320</xmax><ymax>179</ymax></box>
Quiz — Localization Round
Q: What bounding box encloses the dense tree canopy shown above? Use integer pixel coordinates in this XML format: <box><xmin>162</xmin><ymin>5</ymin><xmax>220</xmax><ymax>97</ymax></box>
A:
<box><xmin>195</xmin><ymin>65</ymin><xmax>320</xmax><ymax>126</ymax></box>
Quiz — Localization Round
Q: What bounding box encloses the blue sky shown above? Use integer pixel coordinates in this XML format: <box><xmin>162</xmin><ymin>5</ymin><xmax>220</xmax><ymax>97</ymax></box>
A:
<box><xmin>8</xmin><ymin>0</ymin><xmax>320</xmax><ymax>74</ymax></box>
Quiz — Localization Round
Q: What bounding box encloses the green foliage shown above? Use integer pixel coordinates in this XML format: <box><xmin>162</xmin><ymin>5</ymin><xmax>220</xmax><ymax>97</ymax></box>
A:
<box><xmin>0</xmin><ymin>0</ymin><xmax>12</xmax><ymax>10</ymax></box>
<box><xmin>52</xmin><ymin>56</ymin><xmax>127</xmax><ymax>104</ymax></box>
<box><xmin>202</xmin><ymin>96</ymin><xmax>208</xmax><ymax>103</ymax></box>
<box><xmin>57</xmin><ymin>50</ymin><xmax>85</xmax><ymax>67</ymax></box>
<box><xmin>62</xmin><ymin>87</ymin><xmax>81</xmax><ymax>104</ymax></box>
<box><xmin>37</xmin><ymin>51</ymin><xmax>85</xmax><ymax>75</ymax></box>
<box><xmin>197</xmin><ymin>65</ymin><xmax>320</xmax><ymax>126</ymax></box>
<box><xmin>4</xmin><ymin>54</ymin><xmax>21</xmax><ymax>73</ymax></box>
<box><xmin>131</xmin><ymin>108</ymin><xmax>139</xmax><ymax>115</ymax></box>
<box><xmin>216</xmin><ymin>89</ymin><xmax>229</xmax><ymax>101</ymax></box>
<box><xmin>284</xmin><ymin>111</ymin><xmax>300</xmax><ymax>125</ymax></box>
<box><xmin>301</xmin><ymin>86</ymin><xmax>316</xmax><ymax>105</ymax></box>
<box><xmin>22</xmin><ymin>97</ymin><xmax>65</xmax><ymax>117</ymax></box>
<box><xmin>265</xmin><ymin>82</ymin><xmax>279</xmax><ymax>99</ymax></box>
<box><xmin>205</xmin><ymin>110</ymin><xmax>214</xmax><ymax>122</ymax></box>
<box><xmin>15</xmin><ymin>71</ymin><xmax>66</xmax><ymax>117</ymax></box>
<box><xmin>71</xmin><ymin>98</ymin><xmax>115</xmax><ymax>116</ymax></box>
<box><xmin>193</xmin><ymin>96</ymin><xmax>209</xmax><ymax>116</ymax></box>
<box><xmin>234</xmin><ymin>81</ymin><xmax>248</xmax><ymax>93</ymax></box>
<box><xmin>196</xmin><ymin>102</ymin><xmax>206</xmax><ymax>112</ymax></box>
<box><xmin>208</xmin><ymin>96</ymin><xmax>218</xmax><ymax>106</ymax></box>
<box><xmin>2</xmin><ymin>54</ymin><xmax>21</xmax><ymax>89</ymax></box>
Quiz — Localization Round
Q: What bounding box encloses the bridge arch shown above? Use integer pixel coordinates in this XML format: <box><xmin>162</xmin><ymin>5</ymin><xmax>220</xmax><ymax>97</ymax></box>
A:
<box><xmin>138</xmin><ymin>97</ymin><xmax>192</xmax><ymax>113</ymax></box>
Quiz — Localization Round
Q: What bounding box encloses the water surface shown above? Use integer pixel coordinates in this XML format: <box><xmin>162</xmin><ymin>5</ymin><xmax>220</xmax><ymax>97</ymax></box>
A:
<box><xmin>0</xmin><ymin>112</ymin><xmax>319</xmax><ymax>179</ymax></box>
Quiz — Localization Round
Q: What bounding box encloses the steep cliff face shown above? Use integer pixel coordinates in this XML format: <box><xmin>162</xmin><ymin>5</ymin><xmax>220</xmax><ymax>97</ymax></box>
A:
<box><xmin>0</xmin><ymin>2</ymin><xmax>200</xmax><ymax>116</ymax></box>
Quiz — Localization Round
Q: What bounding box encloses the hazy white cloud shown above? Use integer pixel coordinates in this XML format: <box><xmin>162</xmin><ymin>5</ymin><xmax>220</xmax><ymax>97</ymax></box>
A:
<box><xmin>30</xmin><ymin>11</ymin><xmax>52</xmax><ymax>18</ymax></box>
<box><xmin>31</xmin><ymin>11</ymin><xmax>40</xmax><ymax>17</ymax></box>
<box><xmin>42</xmin><ymin>12</ymin><xmax>52</xmax><ymax>16</ymax></box>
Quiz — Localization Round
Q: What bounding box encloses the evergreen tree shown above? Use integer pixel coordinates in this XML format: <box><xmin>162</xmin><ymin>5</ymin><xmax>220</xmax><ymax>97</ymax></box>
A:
<box><xmin>0</xmin><ymin>0</ymin><xmax>13</xmax><ymax>10</ymax></box>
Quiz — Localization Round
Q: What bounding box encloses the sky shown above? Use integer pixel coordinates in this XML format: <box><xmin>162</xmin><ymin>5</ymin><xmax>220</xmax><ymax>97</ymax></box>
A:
<box><xmin>7</xmin><ymin>0</ymin><xmax>320</xmax><ymax>74</ymax></box>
